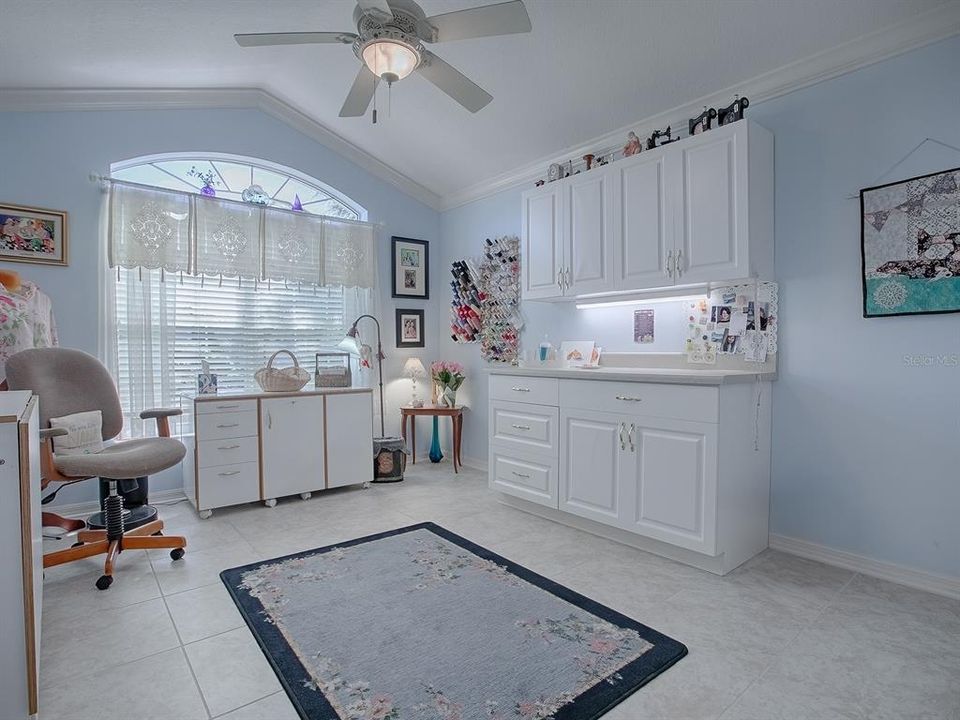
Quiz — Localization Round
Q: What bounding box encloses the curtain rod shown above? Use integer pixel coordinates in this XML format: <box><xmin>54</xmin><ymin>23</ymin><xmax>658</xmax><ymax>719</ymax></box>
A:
<box><xmin>89</xmin><ymin>173</ymin><xmax>385</xmax><ymax>228</ymax></box>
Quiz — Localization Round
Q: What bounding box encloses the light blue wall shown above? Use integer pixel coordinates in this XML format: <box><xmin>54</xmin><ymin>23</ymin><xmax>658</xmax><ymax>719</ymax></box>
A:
<box><xmin>440</xmin><ymin>35</ymin><xmax>960</xmax><ymax>578</ymax></box>
<box><xmin>0</xmin><ymin>107</ymin><xmax>441</xmax><ymax>502</ymax></box>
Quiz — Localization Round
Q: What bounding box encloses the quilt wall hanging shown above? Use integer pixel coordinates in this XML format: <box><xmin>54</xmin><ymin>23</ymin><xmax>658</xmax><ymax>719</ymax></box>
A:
<box><xmin>450</xmin><ymin>236</ymin><xmax>522</xmax><ymax>364</ymax></box>
<box><xmin>860</xmin><ymin>166</ymin><xmax>960</xmax><ymax>317</ymax></box>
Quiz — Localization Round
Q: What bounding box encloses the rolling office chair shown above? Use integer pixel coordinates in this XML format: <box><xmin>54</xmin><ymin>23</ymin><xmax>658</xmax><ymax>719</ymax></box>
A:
<box><xmin>6</xmin><ymin>348</ymin><xmax>188</xmax><ymax>590</ymax></box>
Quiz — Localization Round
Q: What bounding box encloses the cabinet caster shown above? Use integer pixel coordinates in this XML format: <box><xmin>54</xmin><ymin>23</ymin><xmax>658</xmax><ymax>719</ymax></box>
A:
<box><xmin>170</xmin><ymin>548</ymin><xmax>185</xmax><ymax>561</ymax></box>
<box><xmin>264</xmin><ymin>498</ymin><xmax>277</xmax><ymax>508</ymax></box>
<box><xmin>362</xmin><ymin>481</ymin><xmax>371</xmax><ymax>489</ymax></box>
<box><xmin>199</xmin><ymin>509</ymin><xmax>213</xmax><ymax>520</ymax></box>
<box><xmin>95</xmin><ymin>575</ymin><xmax>113</xmax><ymax>591</ymax></box>
<box><xmin>299</xmin><ymin>492</ymin><xmax>312</xmax><ymax>500</ymax></box>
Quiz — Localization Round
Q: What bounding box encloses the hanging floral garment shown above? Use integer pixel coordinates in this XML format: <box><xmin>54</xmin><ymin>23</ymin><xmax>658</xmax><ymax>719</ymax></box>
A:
<box><xmin>0</xmin><ymin>280</ymin><xmax>58</xmax><ymax>380</ymax></box>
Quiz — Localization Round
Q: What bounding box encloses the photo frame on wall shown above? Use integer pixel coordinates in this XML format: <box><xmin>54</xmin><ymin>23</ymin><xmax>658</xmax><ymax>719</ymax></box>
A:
<box><xmin>395</xmin><ymin>308</ymin><xmax>425</xmax><ymax>348</ymax></box>
<box><xmin>392</xmin><ymin>236</ymin><xmax>430</xmax><ymax>299</ymax></box>
<box><xmin>0</xmin><ymin>203</ymin><xmax>68</xmax><ymax>266</ymax></box>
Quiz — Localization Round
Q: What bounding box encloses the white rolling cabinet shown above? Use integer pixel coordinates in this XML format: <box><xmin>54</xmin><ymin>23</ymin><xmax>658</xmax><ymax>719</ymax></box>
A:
<box><xmin>261</xmin><ymin>395</ymin><xmax>325</xmax><ymax>502</ymax></box>
<box><xmin>325</xmin><ymin>392</ymin><xmax>374</xmax><ymax>489</ymax></box>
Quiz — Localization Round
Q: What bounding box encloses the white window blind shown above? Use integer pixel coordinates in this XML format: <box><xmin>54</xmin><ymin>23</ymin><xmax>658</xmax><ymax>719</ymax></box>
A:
<box><xmin>113</xmin><ymin>268</ymin><xmax>346</xmax><ymax>437</ymax></box>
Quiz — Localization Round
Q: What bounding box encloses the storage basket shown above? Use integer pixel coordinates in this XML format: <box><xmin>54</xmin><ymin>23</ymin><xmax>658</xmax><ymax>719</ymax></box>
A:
<box><xmin>315</xmin><ymin>352</ymin><xmax>352</xmax><ymax>388</ymax></box>
<box><xmin>254</xmin><ymin>350</ymin><xmax>310</xmax><ymax>392</ymax></box>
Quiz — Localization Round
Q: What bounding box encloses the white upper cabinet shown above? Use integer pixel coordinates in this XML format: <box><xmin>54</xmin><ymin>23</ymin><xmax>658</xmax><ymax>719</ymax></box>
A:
<box><xmin>521</xmin><ymin>120</ymin><xmax>773</xmax><ymax>301</ymax></box>
<box><xmin>521</xmin><ymin>185</ymin><xmax>563</xmax><ymax>299</ymax></box>
<box><xmin>563</xmin><ymin>169</ymin><xmax>616</xmax><ymax>295</ymax></box>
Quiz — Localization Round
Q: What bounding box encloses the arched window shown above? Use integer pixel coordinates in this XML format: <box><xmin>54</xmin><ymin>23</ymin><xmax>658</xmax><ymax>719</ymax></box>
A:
<box><xmin>106</xmin><ymin>154</ymin><xmax>372</xmax><ymax>436</ymax></box>
<box><xmin>112</xmin><ymin>152</ymin><xmax>365</xmax><ymax>220</ymax></box>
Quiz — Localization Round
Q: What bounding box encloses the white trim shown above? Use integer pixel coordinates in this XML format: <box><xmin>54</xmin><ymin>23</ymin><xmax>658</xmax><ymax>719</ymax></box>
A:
<box><xmin>439</xmin><ymin>4</ymin><xmax>960</xmax><ymax>210</ymax></box>
<box><xmin>769</xmin><ymin>533</ymin><xmax>960</xmax><ymax>601</ymax></box>
<box><xmin>44</xmin><ymin>488</ymin><xmax>189</xmax><ymax>522</ymax></box>
<box><xmin>0</xmin><ymin>87</ymin><xmax>443</xmax><ymax>211</ymax></box>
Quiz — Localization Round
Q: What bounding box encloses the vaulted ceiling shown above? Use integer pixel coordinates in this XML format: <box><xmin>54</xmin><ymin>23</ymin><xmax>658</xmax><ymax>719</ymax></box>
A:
<box><xmin>2</xmin><ymin>0</ymin><xmax>957</xmax><ymax>208</ymax></box>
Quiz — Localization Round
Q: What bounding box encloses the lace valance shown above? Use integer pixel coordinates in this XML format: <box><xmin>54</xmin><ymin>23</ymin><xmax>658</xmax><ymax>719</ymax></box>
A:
<box><xmin>106</xmin><ymin>180</ymin><xmax>376</xmax><ymax>289</ymax></box>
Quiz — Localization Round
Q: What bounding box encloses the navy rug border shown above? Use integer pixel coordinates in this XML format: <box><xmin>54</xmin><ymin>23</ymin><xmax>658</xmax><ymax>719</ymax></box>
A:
<box><xmin>220</xmin><ymin>521</ymin><xmax>688</xmax><ymax>720</ymax></box>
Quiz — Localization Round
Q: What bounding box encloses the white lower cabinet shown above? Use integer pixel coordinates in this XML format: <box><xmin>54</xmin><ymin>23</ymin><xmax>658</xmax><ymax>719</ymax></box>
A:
<box><xmin>325</xmin><ymin>393</ymin><xmax>374</xmax><ymax>489</ymax></box>
<box><xmin>261</xmin><ymin>396</ymin><xmax>325</xmax><ymax>500</ymax></box>
<box><xmin>489</xmin><ymin>373</ymin><xmax>770</xmax><ymax>574</ymax></box>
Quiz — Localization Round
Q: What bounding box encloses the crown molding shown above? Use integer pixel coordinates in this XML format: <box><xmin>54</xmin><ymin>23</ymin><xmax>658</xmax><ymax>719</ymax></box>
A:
<box><xmin>439</xmin><ymin>3</ymin><xmax>960</xmax><ymax>211</ymax></box>
<box><xmin>0</xmin><ymin>87</ymin><xmax>444</xmax><ymax>211</ymax></box>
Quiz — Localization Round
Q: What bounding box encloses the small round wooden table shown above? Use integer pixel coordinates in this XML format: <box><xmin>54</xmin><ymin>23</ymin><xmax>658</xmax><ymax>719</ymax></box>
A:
<box><xmin>400</xmin><ymin>406</ymin><xmax>464</xmax><ymax>473</ymax></box>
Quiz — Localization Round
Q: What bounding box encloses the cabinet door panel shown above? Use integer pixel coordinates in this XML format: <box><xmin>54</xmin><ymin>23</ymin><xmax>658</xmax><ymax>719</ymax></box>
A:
<box><xmin>260</xmin><ymin>396</ymin><xmax>325</xmax><ymax>498</ymax></box>
<box><xmin>560</xmin><ymin>409</ymin><xmax>626</xmax><ymax>526</ymax></box>
<box><xmin>626</xmin><ymin>419</ymin><xmax>717</xmax><ymax>554</ymax></box>
<box><xmin>676</xmin><ymin>129</ymin><xmax>746</xmax><ymax>282</ymax></box>
<box><xmin>618</xmin><ymin>152</ymin><xmax>672</xmax><ymax>288</ymax></box>
<box><xmin>325</xmin><ymin>393</ymin><xmax>373</xmax><ymax>488</ymax></box>
<box><xmin>522</xmin><ymin>188</ymin><xmax>562</xmax><ymax>299</ymax></box>
<box><xmin>565</xmin><ymin>171</ymin><xmax>614</xmax><ymax>295</ymax></box>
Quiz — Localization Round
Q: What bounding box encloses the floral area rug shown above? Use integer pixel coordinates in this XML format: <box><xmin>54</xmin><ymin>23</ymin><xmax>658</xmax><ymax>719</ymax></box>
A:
<box><xmin>221</xmin><ymin>523</ymin><xmax>686</xmax><ymax>720</ymax></box>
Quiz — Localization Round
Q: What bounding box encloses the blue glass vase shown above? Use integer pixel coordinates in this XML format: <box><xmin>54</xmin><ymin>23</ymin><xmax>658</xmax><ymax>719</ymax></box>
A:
<box><xmin>429</xmin><ymin>415</ymin><xmax>443</xmax><ymax>463</ymax></box>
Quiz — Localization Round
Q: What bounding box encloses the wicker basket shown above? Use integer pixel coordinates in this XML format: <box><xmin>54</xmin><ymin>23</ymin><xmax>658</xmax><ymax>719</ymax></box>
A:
<box><xmin>254</xmin><ymin>350</ymin><xmax>310</xmax><ymax>392</ymax></box>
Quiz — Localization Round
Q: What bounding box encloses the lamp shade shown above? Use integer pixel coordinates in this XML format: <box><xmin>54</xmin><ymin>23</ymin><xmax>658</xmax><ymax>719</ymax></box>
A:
<box><xmin>338</xmin><ymin>327</ymin><xmax>362</xmax><ymax>357</ymax></box>
<box><xmin>403</xmin><ymin>357</ymin><xmax>426</xmax><ymax>379</ymax></box>
<box><xmin>362</xmin><ymin>40</ymin><xmax>419</xmax><ymax>81</ymax></box>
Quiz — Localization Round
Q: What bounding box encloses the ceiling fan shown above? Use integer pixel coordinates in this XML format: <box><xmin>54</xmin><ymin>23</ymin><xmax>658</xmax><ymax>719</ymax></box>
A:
<box><xmin>235</xmin><ymin>0</ymin><xmax>532</xmax><ymax>121</ymax></box>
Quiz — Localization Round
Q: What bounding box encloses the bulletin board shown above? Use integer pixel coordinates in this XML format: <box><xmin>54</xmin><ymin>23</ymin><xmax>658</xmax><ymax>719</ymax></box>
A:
<box><xmin>685</xmin><ymin>281</ymin><xmax>778</xmax><ymax>364</ymax></box>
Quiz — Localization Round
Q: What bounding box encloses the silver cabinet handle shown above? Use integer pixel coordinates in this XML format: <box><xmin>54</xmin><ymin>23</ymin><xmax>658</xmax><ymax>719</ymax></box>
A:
<box><xmin>217</xmin><ymin>444</ymin><xmax>240</xmax><ymax>450</ymax></box>
<box><xmin>217</xmin><ymin>470</ymin><xmax>241</xmax><ymax>477</ymax></box>
<box><xmin>511</xmin><ymin>387</ymin><xmax>531</xmax><ymax>393</ymax></box>
<box><xmin>666</xmin><ymin>250</ymin><xmax>674</xmax><ymax>278</ymax></box>
<box><xmin>628</xmin><ymin>423</ymin><xmax>636</xmax><ymax>452</ymax></box>
<box><xmin>511</xmin><ymin>471</ymin><xmax>531</xmax><ymax>478</ymax></box>
<box><xmin>564</xmin><ymin>267</ymin><xmax>571</xmax><ymax>291</ymax></box>
<box><xmin>557</xmin><ymin>268</ymin><xmax>563</xmax><ymax>292</ymax></box>
<box><xmin>267</xmin><ymin>412</ymin><xmax>272</xmax><ymax>430</ymax></box>
<box><xmin>615</xmin><ymin>395</ymin><xmax>643</xmax><ymax>402</ymax></box>
<box><xmin>618</xmin><ymin>422</ymin><xmax>626</xmax><ymax>451</ymax></box>
<box><xmin>216</xmin><ymin>404</ymin><xmax>240</xmax><ymax>410</ymax></box>
<box><xmin>511</xmin><ymin>424</ymin><xmax>531</xmax><ymax>431</ymax></box>
<box><xmin>676</xmin><ymin>248</ymin><xmax>684</xmax><ymax>277</ymax></box>
<box><xmin>216</xmin><ymin>423</ymin><xmax>239</xmax><ymax>428</ymax></box>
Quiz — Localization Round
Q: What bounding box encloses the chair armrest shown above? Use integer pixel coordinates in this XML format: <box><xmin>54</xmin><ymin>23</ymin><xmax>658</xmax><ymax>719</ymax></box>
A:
<box><xmin>40</xmin><ymin>427</ymin><xmax>69</xmax><ymax>441</ymax></box>
<box><xmin>139</xmin><ymin>408</ymin><xmax>183</xmax><ymax>420</ymax></box>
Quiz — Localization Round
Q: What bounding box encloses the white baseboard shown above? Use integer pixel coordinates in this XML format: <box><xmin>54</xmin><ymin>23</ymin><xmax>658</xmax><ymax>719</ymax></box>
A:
<box><xmin>47</xmin><ymin>488</ymin><xmax>188</xmax><ymax>520</ymax></box>
<box><xmin>769</xmin><ymin>533</ymin><xmax>960</xmax><ymax>601</ymax></box>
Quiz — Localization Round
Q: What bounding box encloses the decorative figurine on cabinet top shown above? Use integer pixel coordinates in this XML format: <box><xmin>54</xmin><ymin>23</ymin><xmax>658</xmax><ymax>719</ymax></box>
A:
<box><xmin>623</xmin><ymin>131</ymin><xmax>642</xmax><ymax>157</ymax></box>
<box><xmin>717</xmin><ymin>94</ymin><xmax>749</xmax><ymax>126</ymax></box>
<box><xmin>646</xmin><ymin>126</ymin><xmax>679</xmax><ymax>149</ymax></box>
<box><xmin>689</xmin><ymin>106</ymin><xmax>717</xmax><ymax>135</ymax></box>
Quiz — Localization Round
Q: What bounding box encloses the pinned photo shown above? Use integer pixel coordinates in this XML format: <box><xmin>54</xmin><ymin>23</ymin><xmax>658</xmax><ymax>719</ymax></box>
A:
<box><xmin>721</xmin><ymin>333</ymin><xmax>740</xmax><ymax>353</ymax></box>
<box><xmin>712</xmin><ymin>305</ymin><xmax>732</xmax><ymax>324</ymax></box>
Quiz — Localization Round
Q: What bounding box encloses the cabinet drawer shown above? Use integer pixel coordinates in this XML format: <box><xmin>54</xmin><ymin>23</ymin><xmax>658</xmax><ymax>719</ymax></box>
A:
<box><xmin>489</xmin><ymin>374</ymin><xmax>559</xmax><ymax>406</ymax></box>
<box><xmin>489</xmin><ymin>447</ymin><xmax>557</xmax><ymax>508</ymax></box>
<box><xmin>197</xmin><ymin>437</ymin><xmax>259</xmax><ymax>469</ymax></box>
<box><xmin>560</xmin><ymin>380</ymin><xmax>718</xmax><ymax>423</ymax></box>
<box><xmin>491</xmin><ymin>401</ymin><xmax>558</xmax><ymax>456</ymax></box>
<box><xmin>196</xmin><ymin>411</ymin><xmax>259</xmax><ymax>441</ymax></box>
<box><xmin>196</xmin><ymin>399</ymin><xmax>257</xmax><ymax>415</ymax></box>
<box><xmin>197</xmin><ymin>461</ymin><xmax>259</xmax><ymax>510</ymax></box>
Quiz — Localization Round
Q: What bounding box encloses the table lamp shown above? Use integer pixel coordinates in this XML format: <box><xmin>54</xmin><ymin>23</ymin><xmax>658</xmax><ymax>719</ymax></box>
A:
<box><xmin>339</xmin><ymin>314</ymin><xmax>385</xmax><ymax>437</ymax></box>
<box><xmin>403</xmin><ymin>357</ymin><xmax>426</xmax><ymax>408</ymax></box>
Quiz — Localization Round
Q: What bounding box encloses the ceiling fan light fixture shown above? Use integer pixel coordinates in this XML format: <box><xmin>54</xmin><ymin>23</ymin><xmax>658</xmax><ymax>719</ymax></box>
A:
<box><xmin>361</xmin><ymin>39</ymin><xmax>419</xmax><ymax>81</ymax></box>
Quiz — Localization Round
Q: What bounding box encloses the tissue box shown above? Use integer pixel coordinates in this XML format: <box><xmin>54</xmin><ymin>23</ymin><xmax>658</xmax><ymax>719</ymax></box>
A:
<box><xmin>197</xmin><ymin>373</ymin><xmax>218</xmax><ymax>395</ymax></box>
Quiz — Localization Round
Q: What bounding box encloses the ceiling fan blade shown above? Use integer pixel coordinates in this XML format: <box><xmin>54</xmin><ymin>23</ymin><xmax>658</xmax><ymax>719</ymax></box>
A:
<box><xmin>417</xmin><ymin>51</ymin><xmax>492</xmax><ymax>113</ymax></box>
<box><xmin>339</xmin><ymin>65</ymin><xmax>380</xmax><ymax>117</ymax></box>
<box><xmin>424</xmin><ymin>0</ymin><xmax>531</xmax><ymax>43</ymax></box>
<box><xmin>357</xmin><ymin>0</ymin><xmax>393</xmax><ymax>22</ymax></box>
<box><xmin>234</xmin><ymin>32</ymin><xmax>356</xmax><ymax>47</ymax></box>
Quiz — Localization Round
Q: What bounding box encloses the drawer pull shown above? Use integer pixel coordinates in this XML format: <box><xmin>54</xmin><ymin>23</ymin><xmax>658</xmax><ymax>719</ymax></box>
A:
<box><xmin>217</xmin><ymin>444</ymin><xmax>241</xmax><ymax>450</ymax></box>
<box><xmin>216</xmin><ymin>422</ymin><xmax>240</xmax><ymax>428</ymax></box>
<box><xmin>511</xmin><ymin>471</ymin><xmax>531</xmax><ymax>479</ymax></box>
<box><xmin>217</xmin><ymin>470</ymin><xmax>241</xmax><ymax>477</ymax></box>
<box><xmin>615</xmin><ymin>395</ymin><xmax>643</xmax><ymax>402</ymax></box>
<box><xmin>216</xmin><ymin>404</ymin><xmax>240</xmax><ymax>409</ymax></box>
<box><xmin>511</xmin><ymin>387</ymin><xmax>531</xmax><ymax>393</ymax></box>
<box><xmin>511</xmin><ymin>424</ymin><xmax>531</xmax><ymax>431</ymax></box>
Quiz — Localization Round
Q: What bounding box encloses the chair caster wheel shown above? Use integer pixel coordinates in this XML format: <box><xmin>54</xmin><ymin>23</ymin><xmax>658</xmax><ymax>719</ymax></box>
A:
<box><xmin>95</xmin><ymin>575</ymin><xmax>113</xmax><ymax>591</ymax></box>
<box><xmin>71</xmin><ymin>541</ymin><xmax>84</xmax><ymax>548</ymax></box>
<box><xmin>170</xmin><ymin>548</ymin><xmax>185</xmax><ymax>561</ymax></box>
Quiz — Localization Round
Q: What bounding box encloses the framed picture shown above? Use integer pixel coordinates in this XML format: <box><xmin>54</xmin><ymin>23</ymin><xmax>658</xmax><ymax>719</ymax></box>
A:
<box><xmin>396</xmin><ymin>308</ymin><xmax>425</xmax><ymax>348</ymax></box>
<box><xmin>392</xmin><ymin>236</ymin><xmax>429</xmax><ymax>299</ymax></box>
<box><xmin>860</xmin><ymin>166</ymin><xmax>960</xmax><ymax>317</ymax></box>
<box><xmin>0</xmin><ymin>203</ymin><xmax>68</xmax><ymax>266</ymax></box>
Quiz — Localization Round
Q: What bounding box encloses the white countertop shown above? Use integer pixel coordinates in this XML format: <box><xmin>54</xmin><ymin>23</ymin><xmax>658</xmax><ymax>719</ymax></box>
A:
<box><xmin>486</xmin><ymin>365</ymin><xmax>774</xmax><ymax>385</ymax></box>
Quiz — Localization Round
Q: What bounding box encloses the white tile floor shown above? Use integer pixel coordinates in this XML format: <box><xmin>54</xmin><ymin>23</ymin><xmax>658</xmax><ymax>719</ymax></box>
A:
<box><xmin>40</xmin><ymin>463</ymin><xmax>960</xmax><ymax>720</ymax></box>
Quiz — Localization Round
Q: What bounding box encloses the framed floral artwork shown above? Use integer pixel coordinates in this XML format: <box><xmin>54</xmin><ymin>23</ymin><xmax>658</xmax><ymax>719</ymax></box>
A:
<box><xmin>396</xmin><ymin>308</ymin><xmax>425</xmax><ymax>348</ymax></box>
<box><xmin>391</xmin><ymin>236</ymin><xmax>429</xmax><ymax>299</ymax></box>
<box><xmin>0</xmin><ymin>203</ymin><xmax>68</xmax><ymax>266</ymax></box>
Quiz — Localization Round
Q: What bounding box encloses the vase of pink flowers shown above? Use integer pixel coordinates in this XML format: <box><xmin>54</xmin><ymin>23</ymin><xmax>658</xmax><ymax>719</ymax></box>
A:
<box><xmin>431</xmin><ymin>360</ymin><xmax>465</xmax><ymax>408</ymax></box>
